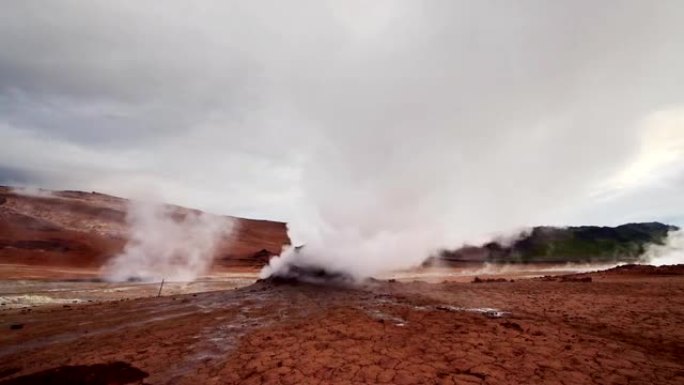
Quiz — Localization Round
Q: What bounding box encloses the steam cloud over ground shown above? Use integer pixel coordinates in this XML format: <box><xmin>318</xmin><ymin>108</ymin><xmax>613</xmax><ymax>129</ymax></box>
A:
<box><xmin>102</xmin><ymin>201</ymin><xmax>234</xmax><ymax>282</ymax></box>
<box><xmin>645</xmin><ymin>230</ymin><xmax>684</xmax><ymax>266</ymax></box>
<box><xmin>1</xmin><ymin>2</ymin><xmax>683</xmax><ymax>278</ymax></box>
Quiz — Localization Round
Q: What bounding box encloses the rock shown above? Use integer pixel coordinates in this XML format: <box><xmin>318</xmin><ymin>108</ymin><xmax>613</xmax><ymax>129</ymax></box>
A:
<box><xmin>9</xmin><ymin>323</ymin><xmax>24</xmax><ymax>330</ymax></box>
<box><xmin>472</xmin><ymin>277</ymin><xmax>509</xmax><ymax>283</ymax></box>
<box><xmin>561</xmin><ymin>276</ymin><xmax>592</xmax><ymax>283</ymax></box>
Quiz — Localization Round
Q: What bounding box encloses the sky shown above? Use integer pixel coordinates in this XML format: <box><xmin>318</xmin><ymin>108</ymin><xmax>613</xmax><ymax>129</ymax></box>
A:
<box><xmin>1</xmin><ymin>0</ymin><xmax>684</xmax><ymax>253</ymax></box>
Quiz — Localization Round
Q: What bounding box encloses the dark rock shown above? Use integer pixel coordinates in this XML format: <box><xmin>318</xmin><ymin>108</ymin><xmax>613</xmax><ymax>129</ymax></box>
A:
<box><xmin>561</xmin><ymin>276</ymin><xmax>592</xmax><ymax>283</ymax></box>
<box><xmin>0</xmin><ymin>362</ymin><xmax>148</xmax><ymax>385</ymax></box>
<box><xmin>501</xmin><ymin>321</ymin><xmax>523</xmax><ymax>332</ymax></box>
<box><xmin>472</xmin><ymin>276</ymin><xmax>509</xmax><ymax>283</ymax></box>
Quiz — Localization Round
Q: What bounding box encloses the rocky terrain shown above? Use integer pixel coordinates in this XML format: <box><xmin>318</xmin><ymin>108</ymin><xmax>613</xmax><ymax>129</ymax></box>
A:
<box><xmin>1</xmin><ymin>265</ymin><xmax>683</xmax><ymax>385</ymax></box>
<box><xmin>0</xmin><ymin>186</ymin><xmax>290</xmax><ymax>277</ymax></box>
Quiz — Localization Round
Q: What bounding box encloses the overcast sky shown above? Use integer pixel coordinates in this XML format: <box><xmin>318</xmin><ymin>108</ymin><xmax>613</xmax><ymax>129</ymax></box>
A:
<box><xmin>1</xmin><ymin>1</ymin><xmax>683</xmax><ymax>241</ymax></box>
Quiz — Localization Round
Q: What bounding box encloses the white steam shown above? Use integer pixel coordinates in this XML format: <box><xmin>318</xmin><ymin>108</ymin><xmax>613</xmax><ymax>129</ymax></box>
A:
<box><xmin>102</xmin><ymin>201</ymin><xmax>233</xmax><ymax>282</ymax></box>
<box><xmin>10</xmin><ymin>185</ymin><xmax>55</xmax><ymax>198</ymax></box>
<box><xmin>260</xmin><ymin>229</ymin><xmax>439</xmax><ymax>279</ymax></box>
<box><xmin>643</xmin><ymin>229</ymin><xmax>684</xmax><ymax>266</ymax></box>
<box><xmin>251</xmin><ymin>1</ymin><xmax>684</xmax><ymax>280</ymax></box>
<box><xmin>261</xmin><ymin>107</ymin><xmax>684</xmax><ymax>280</ymax></box>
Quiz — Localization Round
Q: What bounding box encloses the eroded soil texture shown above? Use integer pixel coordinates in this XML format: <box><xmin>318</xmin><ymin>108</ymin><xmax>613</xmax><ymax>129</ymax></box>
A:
<box><xmin>1</xmin><ymin>271</ymin><xmax>683</xmax><ymax>385</ymax></box>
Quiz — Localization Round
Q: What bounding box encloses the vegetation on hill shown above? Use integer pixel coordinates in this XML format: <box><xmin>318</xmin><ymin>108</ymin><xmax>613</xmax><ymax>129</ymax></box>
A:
<box><xmin>439</xmin><ymin>222</ymin><xmax>679</xmax><ymax>264</ymax></box>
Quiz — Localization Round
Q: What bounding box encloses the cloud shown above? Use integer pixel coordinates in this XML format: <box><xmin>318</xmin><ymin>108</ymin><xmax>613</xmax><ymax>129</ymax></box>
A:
<box><xmin>601</xmin><ymin>108</ymin><xmax>684</xmax><ymax>192</ymax></box>
<box><xmin>1</xmin><ymin>1</ymin><xmax>684</xmax><ymax>275</ymax></box>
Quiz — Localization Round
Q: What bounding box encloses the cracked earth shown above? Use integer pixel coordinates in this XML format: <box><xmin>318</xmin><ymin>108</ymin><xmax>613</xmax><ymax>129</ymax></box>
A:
<box><xmin>1</xmin><ymin>271</ymin><xmax>683</xmax><ymax>385</ymax></box>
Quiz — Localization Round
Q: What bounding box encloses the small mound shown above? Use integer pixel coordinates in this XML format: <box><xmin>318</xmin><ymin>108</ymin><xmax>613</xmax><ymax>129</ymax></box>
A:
<box><xmin>536</xmin><ymin>274</ymin><xmax>592</xmax><ymax>282</ymax></box>
<box><xmin>472</xmin><ymin>277</ymin><xmax>512</xmax><ymax>284</ymax></box>
<box><xmin>602</xmin><ymin>264</ymin><xmax>684</xmax><ymax>276</ymax></box>
<box><xmin>259</xmin><ymin>264</ymin><xmax>357</xmax><ymax>286</ymax></box>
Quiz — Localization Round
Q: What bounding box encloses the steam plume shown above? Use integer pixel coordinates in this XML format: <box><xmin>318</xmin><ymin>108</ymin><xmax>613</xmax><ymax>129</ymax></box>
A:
<box><xmin>262</xmin><ymin>107</ymin><xmax>684</xmax><ymax>280</ymax></box>
<box><xmin>10</xmin><ymin>186</ymin><xmax>55</xmax><ymax>199</ymax></box>
<box><xmin>644</xmin><ymin>230</ymin><xmax>684</xmax><ymax>266</ymax></box>
<box><xmin>102</xmin><ymin>201</ymin><xmax>233</xmax><ymax>282</ymax></box>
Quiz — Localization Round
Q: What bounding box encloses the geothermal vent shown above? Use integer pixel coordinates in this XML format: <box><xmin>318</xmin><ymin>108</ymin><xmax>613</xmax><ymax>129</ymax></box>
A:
<box><xmin>261</xmin><ymin>263</ymin><xmax>357</xmax><ymax>286</ymax></box>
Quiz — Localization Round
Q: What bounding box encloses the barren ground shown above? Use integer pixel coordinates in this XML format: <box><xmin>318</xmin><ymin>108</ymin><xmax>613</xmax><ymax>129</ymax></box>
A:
<box><xmin>1</xmin><ymin>266</ymin><xmax>683</xmax><ymax>385</ymax></box>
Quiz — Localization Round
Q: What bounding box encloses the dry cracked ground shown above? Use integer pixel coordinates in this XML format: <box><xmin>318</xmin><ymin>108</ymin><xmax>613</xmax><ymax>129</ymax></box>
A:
<box><xmin>1</xmin><ymin>271</ymin><xmax>683</xmax><ymax>385</ymax></box>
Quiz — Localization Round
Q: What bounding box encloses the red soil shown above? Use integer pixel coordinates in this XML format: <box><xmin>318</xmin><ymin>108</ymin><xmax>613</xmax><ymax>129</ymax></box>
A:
<box><xmin>1</xmin><ymin>270</ymin><xmax>683</xmax><ymax>384</ymax></box>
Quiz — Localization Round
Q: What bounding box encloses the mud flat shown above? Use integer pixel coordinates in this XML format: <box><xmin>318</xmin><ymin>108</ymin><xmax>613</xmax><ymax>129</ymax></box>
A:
<box><xmin>1</xmin><ymin>266</ymin><xmax>683</xmax><ymax>385</ymax></box>
<box><xmin>0</xmin><ymin>267</ymin><xmax>261</xmax><ymax>311</ymax></box>
<box><xmin>0</xmin><ymin>262</ymin><xmax>616</xmax><ymax>309</ymax></box>
<box><xmin>381</xmin><ymin>262</ymin><xmax>626</xmax><ymax>283</ymax></box>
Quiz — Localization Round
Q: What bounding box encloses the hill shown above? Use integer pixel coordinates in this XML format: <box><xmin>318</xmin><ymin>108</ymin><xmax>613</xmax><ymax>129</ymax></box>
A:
<box><xmin>0</xmin><ymin>186</ymin><xmax>290</xmax><ymax>273</ymax></box>
<box><xmin>436</xmin><ymin>222</ymin><xmax>678</xmax><ymax>265</ymax></box>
